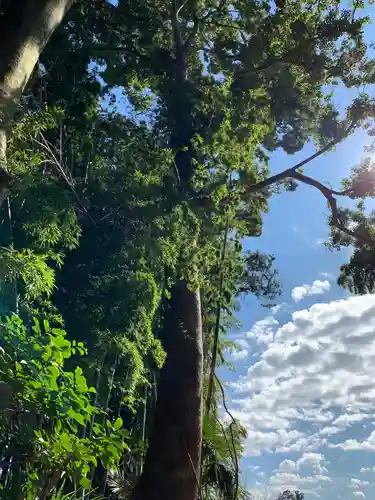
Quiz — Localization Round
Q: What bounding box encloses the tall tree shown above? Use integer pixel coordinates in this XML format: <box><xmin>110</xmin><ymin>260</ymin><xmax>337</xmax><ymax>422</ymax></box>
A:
<box><xmin>2</xmin><ymin>1</ymin><xmax>375</xmax><ymax>499</ymax></box>
<box><xmin>79</xmin><ymin>1</ymin><xmax>375</xmax><ymax>499</ymax></box>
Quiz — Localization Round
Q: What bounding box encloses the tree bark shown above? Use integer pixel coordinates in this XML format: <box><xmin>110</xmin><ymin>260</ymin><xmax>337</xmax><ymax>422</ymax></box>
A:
<box><xmin>134</xmin><ymin>6</ymin><xmax>204</xmax><ymax>499</ymax></box>
<box><xmin>134</xmin><ymin>280</ymin><xmax>203</xmax><ymax>500</ymax></box>
<box><xmin>0</xmin><ymin>0</ymin><xmax>74</xmax><ymax>192</ymax></box>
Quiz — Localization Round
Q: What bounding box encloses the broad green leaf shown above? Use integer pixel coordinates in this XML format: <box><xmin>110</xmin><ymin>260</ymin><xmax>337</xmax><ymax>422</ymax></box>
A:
<box><xmin>113</xmin><ymin>417</ymin><xmax>123</xmax><ymax>430</ymax></box>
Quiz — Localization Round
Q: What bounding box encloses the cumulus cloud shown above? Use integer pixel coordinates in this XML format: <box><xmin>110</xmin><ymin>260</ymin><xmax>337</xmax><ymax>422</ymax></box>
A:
<box><xmin>271</xmin><ymin>302</ymin><xmax>290</xmax><ymax>315</ymax></box>
<box><xmin>350</xmin><ymin>478</ymin><xmax>370</xmax><ymax>488</ymax></box>
<box><xmin>229</xmin><ymin>294</ymin><xmax>375</xmax><ymax>499</ymax></box>
<box><xmin>276</xmin><ymin>453</ymin><xmax>328</xmax><ymax>477</ymax></box>
<box><xmin>330</xmin><ymin>430</ymin><xmax>375</xmax><ymax>452</ymax></box>
<box><xmin>268</xmin><ymin>470</ymin><xmax>331</xmax><ymax>498</ymax></box>
<box><xmin>353</xmin><ymin>493</ymin><xmax>366</xmax><ymax>499</ymax></box>
<box><xmin>291</xmin><ymin>279</ymin><xmax>331</xmax><ymax>302</ymax></box>
<box><xmin>231</xmin><ymin>294</ymin><xmax>375</xmax><ymax>460</ymax></box>
<box><xmin>333</xmin><ymin>413</ymin><xmax>374</xmax><ymax>428</ymax></box>
<box><xmin>278</xmin><ymin>459</ymin><xmax>297</xmax><ymax>473</ymax></box>
<box><xmin>226</xmin><ymin>337</ymin><xmax>250</xmax><ymax>362</ymax></box>
<box><xmin>229</xmin><ymin>349</ymin><xmax>248</xmax><ymax>361</ymax></box>
<box><xmin>297</xmin><ymin>452</ymin><xmax>328</xmax><ymax>475</ymax></box>
<box><xmin>319</xmin><ymin>426</ymin><xmax>342</xmax><ymax>437</ymax></box>
<box><xmin>246</xmin><ymin>316</ymin><xmax>279</xmax><ymax>345</ymax></box>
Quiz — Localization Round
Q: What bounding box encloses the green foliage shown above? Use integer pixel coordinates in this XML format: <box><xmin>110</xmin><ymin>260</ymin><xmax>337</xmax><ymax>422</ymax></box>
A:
<box><xmin>0</xmin><ymin>315</ymin><xmax>128</xmax><ymax>499</ymax></box>
<box><xmin>201</xmin><ymin>413</ymin><xmax>250</xmax><ymax>500</ymax></box>
<box><xmin>0</xmin><ymin>247</ymin><xmax>58</xmax><ymax>300</ymax></box>
<box><xmin>2</xmin><ymin>0</ymin><xmax>375</xmax><ymax>497</ymax></box>
<box><xmin>276</xmin><ymin>490</ymin><xmax>304</xmax><ymax>500</ymax></box>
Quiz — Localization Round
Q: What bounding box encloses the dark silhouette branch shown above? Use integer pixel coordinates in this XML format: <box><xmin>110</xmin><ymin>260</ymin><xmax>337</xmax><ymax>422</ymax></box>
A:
<box><xmin>244</xmin><ymin>120</ymin><xmax>357</xmax><ymax>196</ymax></box>
<box><xmin>215</xmin><ymin>374</ymin><xmax>239</xmax><ymax>500</ymax></box>
<box><xmin>289</xmin><ymin>170</ymin><xmax>373</xmax><ymax>246</ymax></box>
<box><xmin>79</xmin><ymin>45</ymin><xmax>151</xmax><ymax>61</ymax></box>
<box><xmin>201</xmin><ymin>0</ymin><xmax>228</xmax><ymax>22</ymax></box>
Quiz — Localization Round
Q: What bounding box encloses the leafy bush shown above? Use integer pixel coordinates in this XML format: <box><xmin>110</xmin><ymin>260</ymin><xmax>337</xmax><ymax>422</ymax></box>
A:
<box><xmin>0</xmin><ymin>315</ymin><xmax>128</xmax><ymax>499</ymax></box>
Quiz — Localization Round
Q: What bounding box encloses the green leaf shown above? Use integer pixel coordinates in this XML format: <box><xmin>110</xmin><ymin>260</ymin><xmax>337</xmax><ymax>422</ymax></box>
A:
<box><xmin>79</xmin><ymin>477</ymin><xmax>91</xmax><ymax>489</ymax></box>
<box><xmin>113</xmin><ymin>417</ymin><xmax>123</xmax><ymax>430</ymax></box>
<box><xmin>60</xmin><ymin>432</ymin><xmax>73</xmax><ymax>451</ymax></box>
<box><xmin>67</xmin><ymin>408</ymin><xmax>86</xmax><ymax>426</ymax></box>
<box><xmin>51</xmin><ymin>328</ymin><xmax>67</xmax><ymax>337</ymax></box>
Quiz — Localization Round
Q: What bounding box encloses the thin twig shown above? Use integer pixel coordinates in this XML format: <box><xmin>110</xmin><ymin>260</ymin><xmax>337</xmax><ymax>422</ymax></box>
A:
<box><xmin>180</xmin><ymin>433</ymin><xmax>203</xmax><ymax>500</ymax></box>
<box><xmin>31</xmin><ymin>133</ymin><xmax>97</xmax><ymax>226</ymax></box>
<box><xmin>176</xmin><ymin>0</ymin><xmax>189</xmax><ymax>18</ymax></box>
<box><xmin>206</xmin><ymin>213</ymin><xmax>230</xmax><ymax>415</ymax></box>
<box><xmin>215</xmin><ymin>374</ymin><xmax>239</xmax><ymax>500</ymax></box>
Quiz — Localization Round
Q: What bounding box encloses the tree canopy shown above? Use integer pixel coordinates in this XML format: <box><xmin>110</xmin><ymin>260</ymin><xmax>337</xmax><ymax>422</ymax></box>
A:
<box><xmin>0</xmin><ymin>0</ymin><xmax>375</xmax><ymax>499</ymax></box>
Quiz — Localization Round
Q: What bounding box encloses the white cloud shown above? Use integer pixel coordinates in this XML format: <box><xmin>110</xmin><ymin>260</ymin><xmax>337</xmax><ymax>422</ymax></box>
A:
<box><xmin>231</xmin><ymin>294</ymin><xmax>375</xmax><ymax>459</ymax></box>
<box><xmin>315</xmin><ymin>237</ymin><xmax>326</xmax><ymax>247</ymax></box>
<box><xmin>268</xmin><ymin>471</ymin><xmax>331</xmax><ymax>498</ymax></box>
<box><xmin>246</xmin><ymin>316</ymin><xmax>279</xmax><ymax>345</ymax></box>
<box><xmin>350</xmin><ymin>478</ymin><xmax>370</xmax><ymax>488</ymax></box>
<box><xmin>278</xmin><ymin>459</ymin><xmax>297</xmax><ymax>473</ymax></box>
<box><xmin>229</xmin><ymin>349</ymin><xmax>248</xmax><ymax>361</ymax></box>
<box><xmin>271</xmin><ymin>302</ymin><xmax>290</xmax><ymax>315</ymax></box>
<box><xmin>360</xmin><ymin>468</ymin><xmax>371</xmax><ymax>473</ymax></box>
<box><xmin>320</xmin><ymin>272</ymin><xmax>334</xmax><ymax>280</ymax></box>
<box><xmin>330</xmin><ymin>430</ymin><xmax>375</xmax><ymax>452</ymax></box>
<box><xmin>333</xmin><ymin>413</ymin><xmax>374</xmax><ymax>429</ymax></box>
<box><xmin>247</xmin><ymin>465</ymin><xmax>260</xmax><ymax>472</ymax></box>
<box><xmin>353</xmin><ymin>493</ymin><xmax>366</xmax><ymax>499</ymax></box>
<box><xmin>291</xmin><ymin>279</ymin><xmax>331</xmax><ymax>302</ymax></box>
<box><xmin>226</xmin><ymin>337</ymin><xmax>250</xmax><ymax>362</ymax></box>
<box><xmin>236</xmin><ymin>338</ymin><xmax>250</xmax><ymax>350</ymax></box>
<box><xmin>297</xmin><ymin>452</ymin><xmax>328</xmax><ymax>475</ymax></box>
<box><xmin>319</xmin><ymin>426</ymin><xmax>342</xmax><ymax>437</ymax></box>
<box><xmin>276</xmin><ymin>453</ymin><xmax>328</xmax><ymax>476</ymax></box>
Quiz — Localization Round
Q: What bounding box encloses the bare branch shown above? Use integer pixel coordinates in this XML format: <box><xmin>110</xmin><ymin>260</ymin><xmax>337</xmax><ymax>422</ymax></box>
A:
<box><xmin>176</xmin><ymin>0</ymin><xmax>189</xmax><ymax>18</ymax></box>
<box><xmin>215</xmin><ymin>374</ymin><xmax>239</xmax><ymax>500</ymax></box>
<box><xmin>352</xmin><ymin>0</ymin><xmax>361</xmax><ymax>22</ymax></box>
<box><xmin>289</xmin><ymin>170</ymin><xmax>373</xmax><ymax>246</ymax></box>
<box><xmin>203</xmin><ymin>20</ymin><xmax>243</xmax><ymax>30</ymax></box>
<box><xmin>232</xmin><ymin>118</ymin><xmax>375</xmax><ymax>248</ymax></box>
<box><xmin>244</xmin><ymin>120</ymin><xmax>357</xmax><ymax>196</ymax></box>
<box><xmin>171</xmin><ymin>0</ymin><xmax>184</xmax><ymax>51</ymax></box>
<box><xmin>202</xmin><ymin>0</ymin><xmax>228</xmax><ymax>22</ymax></box>
<box><xmin>79</xmin><ymin>45</ymin><xmax>151</xmax><ymax>61</ymax></box>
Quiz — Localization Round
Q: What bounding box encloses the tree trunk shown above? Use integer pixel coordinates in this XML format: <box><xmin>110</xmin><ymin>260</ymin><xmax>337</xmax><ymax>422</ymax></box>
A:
<box><xmin>134</xmin><ymin>280</ymin><xmax>203</xmax><ymax>500</ymax></box>
<box><xmin>0</xmin><ymin>0</ymin><xmax>74</xmax><ymax>193</ymax></box>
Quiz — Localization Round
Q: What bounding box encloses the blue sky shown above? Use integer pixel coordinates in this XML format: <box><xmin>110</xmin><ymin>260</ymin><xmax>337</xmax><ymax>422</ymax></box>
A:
<box><xmin>222</xmin><ymin>8</ymin><xmax>375</xmax><ymax>497</ymax></box>
<box><xmin>224</xmin><ymin>129</ymin><xmax>375</xmax><ymax>500</ymax></box>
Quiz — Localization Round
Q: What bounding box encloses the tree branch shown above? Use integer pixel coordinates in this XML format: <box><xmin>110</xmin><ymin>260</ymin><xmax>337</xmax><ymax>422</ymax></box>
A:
<box><xmin>171</xmin><ymin>0</ymin><xmax>184</xmax><ymax>51</ymax></box>
<box><xmin>289</xmin><ymin>170</ymin><xmax>373</xmax><ymax>246</ymax></box>
<box><xmin>201</xmin><ymin>0</ymin><xmax>228</xmax><ymax>22</ymax></box>
<box><xmin>79</xmin><ymin>45</ymin><xmax>151</xmax><ymax>61</ymax></box>
<box><xmin>244</xmin><ymin>120</ymin><xmax>357</xmax><ymax>196</ymax></box>
<box><xmin>176</xmin><ymin>0</ymin><xmax>189</xmax><ymax>18</ymax></box>
<box><xmin>183</xmin><ymin>12</ymin><xmax>200</xmax><ymax>53</ymax></box>
<box><xmin>234</xmin><ymin>118</ymin><xmax>375</xmax><ymax>248</ymax></box>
